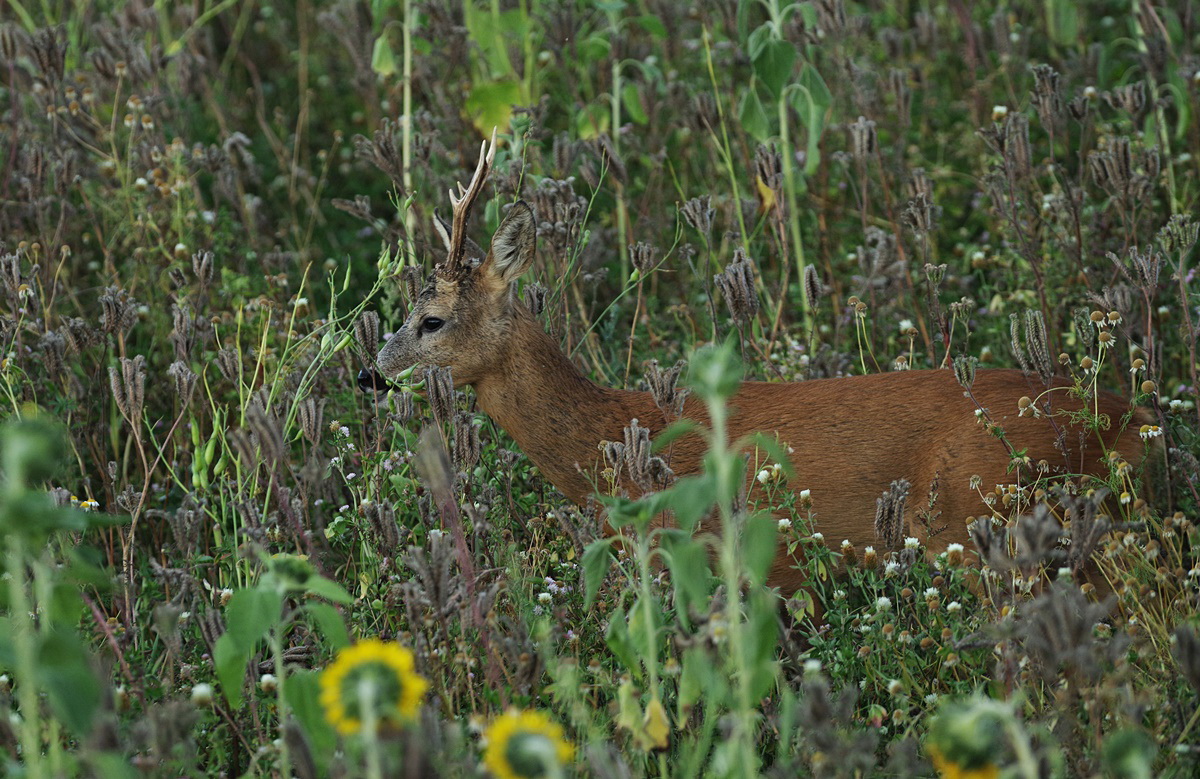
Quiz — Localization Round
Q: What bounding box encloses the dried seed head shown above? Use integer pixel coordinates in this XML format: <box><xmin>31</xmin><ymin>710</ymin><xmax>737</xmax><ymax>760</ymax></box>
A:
<box><xmin>1029</xmin><ymin>64</ymin><xmax>1063</xmax><ymax>130</ymax></box>
<box><xmin>109</xmin><ymin>355</ymin><xmax>146</xmax><ymax>422</ymax></box>
<box><xmin>38</xmin><ymin>331</ymin><xmax>66</xmax><ymax>382</ymax></box>
<box><xmin>413</xmin><ymin>425</ymin><xmax>454</xmax><ymax>503</ymax></box>
<box><xmin>902</xmin><ymin>192</ymin><xmax>938</xmax><ymax>236</ymax></box>
<box><xmin>1023</xmin><ymin>309</ymin><xmax>1053</xmax><ymax>385</ymax></box>
<box><xmin>874</xmin><ymin>479</ymin><xmax>910</xmax><ymax>551</ymax></box>
<box><xmin>400</xmin><ymin>266</ymin><xmax>423</xmax><ymax>308</ymax></box>
<box><xmin>99</xmin><ymin>286</ymin><xmax>139</xmax><ymax>337</ymax></box>
<box><xmin>170</xmin><ymin>303</ymin><xmax>194</xmax><ymax>362</ymax></box>
<box><xmin>594</xmin><ymin>133</ymin><xmax>627</xmax><ymax>186</ymax></box>
<box><xmin>354</xmin><ymin>311</ymin><xmax>380</xmax><ymax>362</ymax></box>
<box><xmin>644</xmin><ymin>359</ymin><xmax>688</xmax><ymax>419</ymax></box>
<box><xmin>216</xmin><ymin>348</ymin><xmax>240</xmax><ymax>383</ymax></box>
<box><xmin>623</xmin><ymin>418</ymin><xmax>674</xmax><ymax>492</ymax></box>
<box><xmin>31</xmin><ymin>25</ymin><xmax>66</xmax><ymax>85</ymax></box>
<box><xmin>804</xmin><ymin>264</ymin><xmax>824</xmax><ymax>310</ymax></box>
<box><xmin>849</xmin><ymin>116</ymin><xmax>877</xmax><ymax>162</ymax></box>
<box><xmin>452</xmin><ymin>411</ymin><xmax>481</xmax><ymax>472</ymax></box>
<box><xmin>523</xmin><ymin>282</ymin><xmax>547</xmax><ymax>316</ymax></box>
<box><xmin>424</xmin><ymin>365</ymin><xmax>455</xmax><ymax>424</ymax></box>
<box><xmin>1158</xmin><ymin>214</ymin><xmax>1199</xmax><ymax>257</ymax></box>
<box><xmin>297</xmin><ymin>396</ymin><xmax>325</xmax><ymax>444</ymax></box>
<box><xmin>361</xmin><ymin>500</ymin><xmax>403</xmax><ymax>548</ymax></box>
<box><xmin>952</xmin><ymin>355</ymin><xmax>978</xmax><ymax>392</ymax></box>
<box><xmin>1105</xmin><ymin>82</ymin><xmax>1146</xmax><ymax>115</ymax></box>
<box><xmin>888</xmin><ymin>68</ymin><xmax>911</xmax><ymax>127</ymax></box>
<box><xmin>906</xmin><ymin>167</ymin><xmax>932</xmax><ymax>201</ymax></box>
<box><xmin>714</xmin><ymin>248</ymin><xmax>759</xmax><ymax>326</ymax></box>
<box><xmin>681</xmin><ymin>195</ymin><xmax>715</xmax><ymax>236</ymax></box>
<box><xmin>753</xmin><ymin>144</ymin><xmax>783</xmax><ymax>201</ymax></box>
<box><xmin>192</xmin><ymin>250</ymin><xmax>215</xmax><ymax>286</ymax></box>
<box><xmin>167</xmin><ymin>361</ymin><xmax>197</xmax><ymax>406</ymax></box>
<box><xmin>245</xmin><ymin>397</ymin><xmax>285</xmax><ymax>464</ymax></box>
<box><xmin>352</xmin><ymin>118</ymin><xmax>405</xmax><ymax>191</ymax></box>
<box><xmin>629</xmin><ymin>241</ymin><xmax>657</xmax><ymax>275</ymax></box>
<box><xmin>1003</xmin><ymin>112</ymin><xmax>1032</xmax><ymax>179</ymax></box>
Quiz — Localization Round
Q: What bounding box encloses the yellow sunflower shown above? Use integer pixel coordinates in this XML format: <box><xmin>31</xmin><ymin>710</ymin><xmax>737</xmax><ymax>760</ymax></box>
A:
<box><xmin>928</xmin><ymin>744</ymin><xmax>1000</xmax><ymax>779</ymax></box>
<box><xmin>319</xmin><ymin>639</ymin><xmax>429</xmax><ymax>735</ymax></box>
<box><xmin>482</xmin><ymin>709</ymin><xmax>575</xmax><ymax>779</ymax></box>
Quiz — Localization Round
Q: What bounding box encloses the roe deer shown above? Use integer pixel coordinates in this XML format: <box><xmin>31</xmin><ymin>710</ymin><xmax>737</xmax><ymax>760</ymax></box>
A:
<box><xmin>366</xmin><ymin>136</ymin><xmax>1154</xmax><ymax>598</ymax></box>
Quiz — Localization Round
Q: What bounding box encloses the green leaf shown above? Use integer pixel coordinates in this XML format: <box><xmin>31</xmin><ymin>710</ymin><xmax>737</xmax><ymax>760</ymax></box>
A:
<box><xmin>738</xmin><ymin>89</ymin><xmax>770</xmax><ymax>142</ymax></box>
<box><xmin>651</xmin><ymin>419</ymin><xmax>702</xmax><ymax>452</ymax></box>
<box><xmin>305</xmin><ymin>575</ymin><xmax>354</xmax><ymax>605</ymax></box>
<box><xmin>753</xmin><ymin>38</ymin><xmax>796</xmax><ymax>99</ymax></box>
<box><xmin>1045</xmin><ymin>0</ymin><xmax>1079</xmax><ymax>46</ymax></box>
<box><xmin>465</xmin><ymin>79</ymin><xmax>520</xmax><ymax>136</ymax></box>
<box><xmin>214</xmin><ymin>632</ymin><xmax>247</xmax><ymax>708</ymax></box>
<box><xmin>742</xmin><ymin>514</ymin><xmax>779</xmax><ymax>587</ymax></box>
<box><xmin>622</xmin><ymin>82</ymin><xmax>648</xmax><ymax>125</ymax></box>
<box><xmin>304</xmin><ymin>602</ymin><xmax>350</xmax><ymax>649</ymax></box>
<box><xmin>37</xmin><ymin>629</ymin><xmax>100</xmax><ymax>736</ymax></box>
<box><xmin>581</xmin><ymin>537</ymin><xmax>617</xmax><ymax>609</ymax></box>
<box><xmin>792</xmin><ymin>62</ymin><xmax>831</xmax><ymax>175</ymax></box>
<box><xmin>631</xmin><ymin>14</ymin><xmax>667</xmax><ymax>38</ymax></box>
<box><xmin>678</xmin><ymin>646</ymin><xmax>714</xmax><ymax>717</ymax></box>
<box><xmin>660</xmin><ymin>531</ymin><xmax>712</xmax><ymax>619</ymax></box>
<box><xmin>225</xmin><ymin>587</ymin><xmax>283</xmax><ymax>652</ymax></box>
<box><xmin>662</xmin><ymin>475</ymin><xmax>715</xmax><ymax>534</ymax></box>
<box><xmin>746</xmin><ymin>22</ymin><xmax>772</xmax><ymax>61</ymax></box>
<box><xmin>371</xmin><ymin>35</ymin><xmax>397</xmax><ymax>77</ymax></box>
<box><xmin>605</xmin><ymin>606</ymin><xmax>640</xmax><ymax>678</ymax></box>
<box><xmin>284</xmin><ymin>670</ymin><xmax>338</xmax><ymax>767</ymax></box>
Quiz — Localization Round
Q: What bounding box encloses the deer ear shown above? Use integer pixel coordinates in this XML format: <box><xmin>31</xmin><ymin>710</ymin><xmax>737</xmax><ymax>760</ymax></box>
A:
<box><xmin>484</xmin><ymin>201</ymin><xmax>536</xmax><ymax>286</ymax></box>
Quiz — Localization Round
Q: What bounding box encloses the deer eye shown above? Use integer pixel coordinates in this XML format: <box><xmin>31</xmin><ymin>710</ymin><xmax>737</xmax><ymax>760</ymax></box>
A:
<box><xmin>420</xmin><ymin>316</ymin><xmax>444</xmax><ymax>334</ymax></box>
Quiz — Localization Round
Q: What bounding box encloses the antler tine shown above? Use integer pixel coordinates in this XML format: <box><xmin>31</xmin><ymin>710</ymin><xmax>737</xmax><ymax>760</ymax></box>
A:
<box><xmin>443</xmin><ymin>128</ymin><xmax>498</xmax><ymax>273</ymax></box>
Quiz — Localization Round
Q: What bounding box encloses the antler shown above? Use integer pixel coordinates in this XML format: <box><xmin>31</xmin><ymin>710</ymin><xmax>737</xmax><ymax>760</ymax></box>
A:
<box><xmin>438</xmin><ymin>128</ymin><xmax>497</xmax><ymax>277</ymax></box>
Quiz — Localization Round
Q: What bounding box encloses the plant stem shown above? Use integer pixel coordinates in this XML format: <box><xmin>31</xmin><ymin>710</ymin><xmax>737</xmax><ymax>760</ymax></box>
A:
<box><xmin>8</xmin><ymin>537</ymin><xmax>43</xmax><ymax>779</ymax></box>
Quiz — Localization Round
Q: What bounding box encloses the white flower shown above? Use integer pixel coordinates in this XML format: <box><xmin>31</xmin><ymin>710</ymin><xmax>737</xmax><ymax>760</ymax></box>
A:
<box><xmin>875</xmin><ymin>596</ymin><xmax>892</xmax><ymax>612</ymax></box>
<box><xmin>924</xmin><ymin>693</ymin><xmax>939</xmax><ymax>705</ymax></box>
<box><xmin>887</xmin><ymin>679</ymin><xmax>904</xmax><ymax>697</ymax></box>
<box><xmin>833</xmin><ymin>589</ymin><xmax>847</xmax><ymax>601</ymax></box>
<box><xmin>338</xmin><ymin>426</ymin><xmax>350</xmax><ymax>437</ymax></box>
<box><xmin>810</xmin><ymin>531</ymin><xmax>823</xmax><ymax>542</ymax></box>
<box><xmin>904</xmin><ymin>537</ymin><xmax>920</xmax><ymax>549</ymax></box>
<box><xmin>947</xmin><ymin>601</ymin><xmax>962</xmax><ymax>613</ymax></box>
<box><xmin>898</xmin><ymin>318</ymin><xmax>915</xmax><ymax>333</ymax></box>
<box><xmin>885</xmin><ymin>562</ymin><xmax>900</xmax><ymax>576</ymax></box>
<box><xmin>537</xmin><ymin>592</ymin><xmax>552</xmax><ymax>604</ymax></box>
<box><xmin>260</xmin><ymin>674</ymin><xmax>278</xmax><ymax>693</ymax></box>
<box><xmin>756</xmin><ymin>469</ymin><xmax>771</xmax><ymax>484</ymax></box>
<box><xmin>1140</xmin><ymin>425</ymin><xmax>1162</xmax><ymax>440</ymax></box>
<box><xmin>803</xmin><ymin>659</ymin><xmax>822</xmax><ymax>675</ymax></box>
<box><xmin>191</xmin><ymin>684</ymin><xmax>214</xmax><ymax>706</ymax></box>
<box><xmin>777</xmin><ymin>519</ymin><xmax>792</xmax><ymax>531</ymax></box>
<box><xmin>924</xmin><ymin>588</ymin><xmax>939</xmax><ymax>598</ymax></box>
<box><xmin>947</xmin><ymin>543</ymin><xmax>964</xmax><ymax>555</ymax></box>
<box><xmin>992</xmin><ymin>105</ymin><xmax>1009</xmax><ymax>121</ymax></box>
<box><xmin>799</xmin><ymin>489</ymin><xmax>811</xmax><ymax>500</ymax></box>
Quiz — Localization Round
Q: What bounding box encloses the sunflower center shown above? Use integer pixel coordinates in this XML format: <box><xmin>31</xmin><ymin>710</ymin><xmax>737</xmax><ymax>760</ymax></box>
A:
<box><xmin>339</xmin><ymin>661</ymin><xmax>406</xmax><ymax>722</ymax></box>
<box><xmin>504</xmin><ymin>732</ymin><xmax>558</xmax><ymax>778</ymax></box>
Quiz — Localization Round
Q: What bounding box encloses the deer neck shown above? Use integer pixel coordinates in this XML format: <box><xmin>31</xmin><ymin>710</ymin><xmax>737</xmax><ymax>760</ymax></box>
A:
<box><xmin>472</xmin><ymin>307</ymin><xmax>647</xmax><ymax>504</ymax></box>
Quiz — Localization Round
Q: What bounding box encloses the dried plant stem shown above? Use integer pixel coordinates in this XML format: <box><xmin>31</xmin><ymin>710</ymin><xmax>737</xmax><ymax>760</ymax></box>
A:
<box><xmin>624</xmin><ymin>280</ymin><xmax>643</xmax><ymax>387</ymax></box>
<box><xmin>402</xmin><ymin>0</ymin><xmax>416</xmax><ymax>265</ymax></box>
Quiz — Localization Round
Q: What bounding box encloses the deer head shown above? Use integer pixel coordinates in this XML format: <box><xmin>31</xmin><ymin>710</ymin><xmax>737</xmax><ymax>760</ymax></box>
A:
<box><xmin>371</xmin><ymin>134</ymin><xmax>537</xmax><ymax>388</ymax></box>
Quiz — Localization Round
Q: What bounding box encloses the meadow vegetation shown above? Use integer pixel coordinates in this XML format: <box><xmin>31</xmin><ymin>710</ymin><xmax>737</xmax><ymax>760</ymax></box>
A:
<box><xmin>2</xmin><ymin>0</ymin><xmax>1200</xmax><ymax>776</ymax></box>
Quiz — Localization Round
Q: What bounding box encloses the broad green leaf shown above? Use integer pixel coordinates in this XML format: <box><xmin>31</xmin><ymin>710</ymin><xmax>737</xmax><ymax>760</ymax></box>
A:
<box><xmin>214</xmin><ymin>632</ymin><xmax>247</xmax><ymax>708</ymax></box>
<box><xmin>306</xmin><ymin>575</ymin><xmax>354</xmax><ymax>605</ymax></box>
<box><xmin>225</xmin><ymin>587</ymin><xmax>282</xmax><ymax>652</ymax></box>
<box><xmin>753</xmin><ymin>38</ymin><xmax>796</xmax><ymax>99</ymax></box>
<box><xmin>738</xmin><ymin>89</ymin><xmax>770</xmax><ymax>142</ymax></box>
<box><xmin>678</xmin><ymin>646</ymin><xmax>714</xmax><ymax>716</ymax></box>
<box><xmin>304</xmin><ymin>602</ymin><xmax>350</xmax><ymax>649</ymax></box>
<box><xmin>627</xmin><ymin>594</ymin><xmax>658</xmax><ymax>673</ymax></box>
<box><xmin>632</xmin><ymin>14</ymin><xmax>667</xmax><ymax>38</ymax></box>
<box><xmin>1045</xmin><ymin>0</ymin><xmax>1079</xmax><ymax>46</ymax></box>
<box><xmin>37</xmin><ymin>629</ymin><xmax>100</xmax><ymax>736</ymax></box>
<box><xmin>663</xmin><ymin>474</ymin><xmax>716</xmax><ymax>533</ymax></box>
<box><xmin>284</xmin><ymin>670</ymin><xmax>337</xmax><ymax>765</ymax></box>
<box><xmin>605</xmin><ymin>606</ymin><xmax>640</xmax><ymax>678</ymax></box>
<box><xmin>465</xmin><ymin>80</ymin><xmax>520</xmax><ymax>137</ymax></box>
<box><xmin>622</xmin><ymin>83</ymin><xmax>648</xmax><ymax>125</ymax></box>
<box><xmin>581</xmin><ymin>537</ymin><xmax>617</xmax><ymax>609</ymax></box>
<box><xmin>742</xmin><ymin>514</ymin><xmax>779</xmax><ymax>587</ymax></box>
<box><xmin>660</xmin><ymin>531</ymin><xmax>712</xmax><ymax>618</ymax></box>
<box><xmin>792</xmin><ymin>62</ymin><xmax>831</xmax><ymax>175</ymax></box>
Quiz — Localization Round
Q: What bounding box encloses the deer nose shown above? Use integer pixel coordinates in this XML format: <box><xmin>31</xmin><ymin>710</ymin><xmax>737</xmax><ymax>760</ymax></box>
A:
<box><xmin>357</xmin><ymin>369</ymin><xmax>394</xmax><ymax>394</ymax></box>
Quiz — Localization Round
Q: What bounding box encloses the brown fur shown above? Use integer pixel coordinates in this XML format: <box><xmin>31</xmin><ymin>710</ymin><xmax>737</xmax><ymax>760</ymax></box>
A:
<box><xmin>377</xmin><ymin>202</ymin><xmax>1150</xmax><ymax>597</ymax></box>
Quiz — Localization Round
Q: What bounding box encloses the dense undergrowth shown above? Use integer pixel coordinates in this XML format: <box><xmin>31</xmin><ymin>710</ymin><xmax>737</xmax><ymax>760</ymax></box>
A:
<box><xmin>3</xmin><ymin>0</ymin><xmax>1200</xmax><ymax>776</ymax></box>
